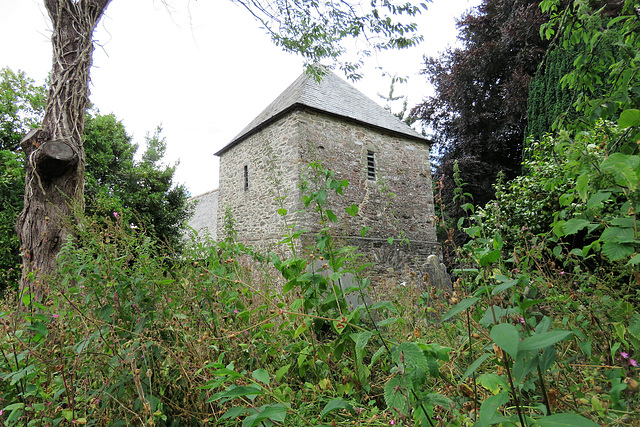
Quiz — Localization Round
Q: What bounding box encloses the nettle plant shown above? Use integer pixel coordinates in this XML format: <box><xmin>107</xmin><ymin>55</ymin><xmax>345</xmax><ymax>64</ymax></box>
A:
<box><xmin>441</xmin><ymin>129</ymin><xmax>640</xmax><ymax>425</ymax></box>
<box><xmin>443</xmin><ymin>202</ymin><xmax>603</xmax><ymax>426</ymax></box>
<box><xmin>204</xmin><ymin>161</ymin><xmax>458</xmax><ymax>427</ymax></box>
<box><xmin>551</xmin><ymin>119</ymin><xmax>640</xmax><ymax>269</ymax></box>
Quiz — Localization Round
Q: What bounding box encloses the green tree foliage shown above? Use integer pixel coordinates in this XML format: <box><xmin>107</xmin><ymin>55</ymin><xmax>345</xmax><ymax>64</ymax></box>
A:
<box><xmin>83</xmin><ymin>116</ymin><xmax>193</xmax><ymax>251</ymax></box>
<box><xmin>527</xmin><ymin>0</ymin><xmax>629</xmax><ymax>141</ymax></box>
<box><xmin>411</xmin><ymin>0</ymin><xmax>550</xmax><ymax>240</ymax></box>
<box><xmin>526</xmin><ymin>46</ymin><xmax>577</xmax><ymax>141</ymax></box>
<box><xmin>0</xmin><ymin>69</ymin><xmax>192</xmax><ymax>291</ymax></box>
<box><xmin>0</xmin><ymin>69</ymin><xmax>46</xmax><ymax>291</ymax></box>
<box><xmin>0</xmin><ymin>68</ymin><xmax>46</xmax><ymax>151</ymax></box>
<box><xmin>0</xmin><ymin>151</ymin><xmax>23</xmax><ymax>289</ymax></box>
<box><xmin>239</xmin><ymin>0</ymin><xmax>426</xmax><ymax>78</ymax></box>
<box><xmin>539</xmin><ymin>0</ymin><xmax>639</xmax><ymax>133</ymax></box>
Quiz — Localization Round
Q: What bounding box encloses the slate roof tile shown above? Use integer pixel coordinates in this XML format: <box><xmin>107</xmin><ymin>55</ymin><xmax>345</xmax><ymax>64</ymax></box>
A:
<box><xmin>215</xmin><ymin>69</ymin><xmax>428</xmax><ymax>156</ymax></box>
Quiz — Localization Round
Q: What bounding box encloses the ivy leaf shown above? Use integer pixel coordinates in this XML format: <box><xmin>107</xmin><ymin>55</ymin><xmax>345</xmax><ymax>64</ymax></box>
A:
<box><xmin>345</xmin><ymin>204</ymin><xmax>358</xmax><ymax>217</ymax></box>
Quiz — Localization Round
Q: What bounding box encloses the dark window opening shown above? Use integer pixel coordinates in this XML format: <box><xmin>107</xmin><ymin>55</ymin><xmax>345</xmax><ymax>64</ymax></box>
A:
<box><xmin>244</xmin><ymin>165</ymin><xmax>249</xmax><ymax>191</ymax></box>
<box><xmin>367</xmin><ymin>151</ymin><xmax>376</xmax><ymax>181</ymax></box>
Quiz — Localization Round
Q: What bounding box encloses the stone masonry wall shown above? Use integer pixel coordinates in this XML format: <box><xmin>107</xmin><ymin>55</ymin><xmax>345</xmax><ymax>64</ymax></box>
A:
<box><xmin>296</xmin><ymin>109</ymin><xmax>437</xmax><ymax>244</ymax></box>
<box><xmin>217</xmin><ymin>108</ymin><xmax>443</xmax><ymax>290</ymax></box>
<box><xmin>187</xmin><ymin>189</ymin><xmax>218</xmax><ymax>240</ymax></box>
<box><xmin>217</xmin><ymin>114</ymin><xmax>302</xmax><ymax>244</ymax></box>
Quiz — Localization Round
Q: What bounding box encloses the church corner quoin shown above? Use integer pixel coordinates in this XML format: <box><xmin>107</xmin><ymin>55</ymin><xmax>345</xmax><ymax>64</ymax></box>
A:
<box><xmin>189</xmin><ymin>69</ymin><xmax>444</xmax><ymax>288</ymax></box>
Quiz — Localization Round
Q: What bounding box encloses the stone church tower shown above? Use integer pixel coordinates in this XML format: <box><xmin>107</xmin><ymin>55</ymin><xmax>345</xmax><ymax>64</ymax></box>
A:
<box><xmin>190</xmin><ymin>69</ymin><xmax>440</xmax><ymax>275</ymax></box>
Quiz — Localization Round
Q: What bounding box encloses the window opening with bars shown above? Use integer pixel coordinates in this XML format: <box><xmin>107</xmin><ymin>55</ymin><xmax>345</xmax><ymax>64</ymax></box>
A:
<box><xmin>366</xmin><ymin>150</ymin><xmax>376</xmax><ymax>181</ymax></box>
<box><xmin>244</xmin><ymin>165</ymin><xmax>249</xmax><ymax>191</ymax></box>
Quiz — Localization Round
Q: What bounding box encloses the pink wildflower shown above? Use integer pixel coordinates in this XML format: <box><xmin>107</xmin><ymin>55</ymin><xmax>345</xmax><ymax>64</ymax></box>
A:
<box><xmin>630</xmin><ymin>359</ymin><xmax>638</xmax><ymax>367</ymax></box>
<box><xmin>233</xmin><ymin>309</ymin><xmax>238</xmax><ymax>314</ymax></box>
<box><xmin>53</xmin><ymin>314</ymin><xmax>59</xmax><ymax>319</ymax></box>
<box><xmin>390</xmin><ymin>420</ymin><xmax>395</xmax><ymax>425</ymax></box>
<box><xmin>621</xmin><ymin>352</ymin><xmax>629</xmax><ymax>359</ymax></box>
<box><xmin>113</xmin><ymin>212</ymin><xmax>119</xmax><ymax>218</ymax></box>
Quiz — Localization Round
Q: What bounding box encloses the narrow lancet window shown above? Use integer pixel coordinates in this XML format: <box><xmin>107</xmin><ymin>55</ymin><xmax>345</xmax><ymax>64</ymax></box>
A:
<box><xmin>367</xmin><ymin>150</ymin><xmax>376</xmax><ymax>181</ymax></box>
<box><xmin>244</xmin><ymin>165</ymin><xmax>249</xmax><ymax>191</ymax></box>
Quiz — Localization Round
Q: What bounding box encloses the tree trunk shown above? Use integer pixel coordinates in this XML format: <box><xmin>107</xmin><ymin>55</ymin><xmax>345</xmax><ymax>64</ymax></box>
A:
<box><xmin>17</xmin><ymin>0</ymin><xmax>112</xmax><ymax>301</ymax></box>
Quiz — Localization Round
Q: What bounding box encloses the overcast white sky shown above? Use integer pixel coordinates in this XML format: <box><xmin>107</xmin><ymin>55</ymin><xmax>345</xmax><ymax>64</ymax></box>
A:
<box><xmin>1</xmin><ymin>0</ymin><xmax>479</xmax><ymax>196</ymax></box>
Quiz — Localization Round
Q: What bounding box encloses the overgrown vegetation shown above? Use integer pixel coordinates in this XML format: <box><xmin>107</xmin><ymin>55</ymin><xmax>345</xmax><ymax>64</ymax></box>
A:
<box><xmin>1</xmin><ymin>146</ymin><xmax>638</xmax><ymax>425</ymax></box>
<box><xmin>0</xmin><ymin>68</ymin><xmax>192</xmax><ymax>292</ymax></box>
<box><xmin>1</xmin><ymin>0</ymin><xmax>639</xmax><ymax>425</ymax></box>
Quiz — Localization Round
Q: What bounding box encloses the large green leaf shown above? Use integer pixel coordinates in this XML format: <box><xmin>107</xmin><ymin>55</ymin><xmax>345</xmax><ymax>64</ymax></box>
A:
<box><xmin>601</xmin><ymin>153</ymin><xmax>640</xmax><ymax>191</ymax></box>
<box><xmin>491</xmin><ymin>323</ymin><xmax>520</xmax><ymax>359</ymax></box>
<box><xmin>208</xmin><ymin>385</ymin><xmax>262</xmax><ymax>403</ymax></box>
<box><xmin>394</xmin><ymin>342</ymin><xmax>428</xmax><ymax>368</ymax></box>
<box><xmin>384</xmin><ymin>376</ymin><xmax>408</xmax><ymax>414</ymax></box>
<box><xmin>600</xmin><ymin>226</ymin><xmax>637</xmax><ymax>243</ymax></box>
<box><xmin>518</xmin><ymin>330</ymin><xmax>572</xmax><ymax>353</ymax></box>
<box><xmin>479</xmin><ymin>249</ymin><xmax>502</xmax><ymax>266</ymax></box>
<box><xmin>586</xmin><ymin>191</ymin><xmax>611</xmax><ymax>208</ymax></box>
<box><xmin>442</xmin><ymin>297</ymin><xmax>479</xmax><ymax>321</ymax></box>
<box><xmin>477</xmin><ymin>373</ymin><xmax>508</xmax><ymax>394</ymax></box>
<box><xmin>618</xmin><ymin>108</ymin><xmax>640</xmax><ymax>128</ymax></box>
<box><xmin>320</xmin><ymin>398</ymin><xmax>355</xmax><ymax>420</ymax></box>
<box><xmin>353</xmin><ymin>331</ymin><xmax>373</xmax><ymax>362</ymax></box>
<box><xmin>627</xmin><ymin>314</ymin><xmax>640</xmax><ymax>341</ymax></box>
<box><xmin>479</xmin><ymin>390</ymin><xmax>511</xmax><ymax>426</ymax></box>
<box><xmin>492</xmin><ymin>278</ymin><xmax>520</xmax><ymax>295</ymax></box>
<box><xmin>252</xmin><ymin>369</ymin><xmax>270</xmax><ymax>386</ymax></box>
<box><xmin>220</xmin><ymin>406</ymin><xmax>248</xmax><ymax>421</ymax></box>
<box><xmin>601</xmin><ymin>242</ymin><xmax>635</xmax><ymax>261</ymax></box>
<box><xmin>533</xmin><ymin>413</ymin><xmax>600</xmax><ymax>427</ymax></box>
<box><xmin>460</xmin><ymin>353</ymin><xmax>492</xmax><ymax>383</ymax></box>
<box><xmin>243</xmin><ymin>404</ymin><xmax>288</xmax><ymax>427</ymax></box>
<box><xmin>562</xmin><ymin>219</ymin><xmax>591</xmax><ymax>235</ymax></box>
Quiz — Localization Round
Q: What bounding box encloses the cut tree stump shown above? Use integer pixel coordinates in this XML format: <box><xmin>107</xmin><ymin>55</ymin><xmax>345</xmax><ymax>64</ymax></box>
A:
<box><xmin>34</xmin><ymin>140</ymin><xmax>78</xmax><ymax>179</ymax></box>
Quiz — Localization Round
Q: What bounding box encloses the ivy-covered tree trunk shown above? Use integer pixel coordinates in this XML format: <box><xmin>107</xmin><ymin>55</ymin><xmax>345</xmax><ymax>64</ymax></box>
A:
<box><xmin>17</xmin><ymin>0</ymin><xmax>111</xmax><ymax>301</ymax></box>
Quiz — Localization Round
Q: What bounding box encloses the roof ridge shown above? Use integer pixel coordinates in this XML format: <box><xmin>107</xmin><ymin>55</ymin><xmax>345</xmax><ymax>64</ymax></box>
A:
<box><xmin>215</xmin><ymin>69</ymin><xmax>428</xmax><ymax>156</ymax></box>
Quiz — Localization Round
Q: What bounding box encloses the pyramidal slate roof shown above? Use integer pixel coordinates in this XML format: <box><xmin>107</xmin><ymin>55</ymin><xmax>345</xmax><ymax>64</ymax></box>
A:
<box><xmin>215</xmin><ymin>69</ymin><xmax>429</xmax><ymax>156</ymax></box>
